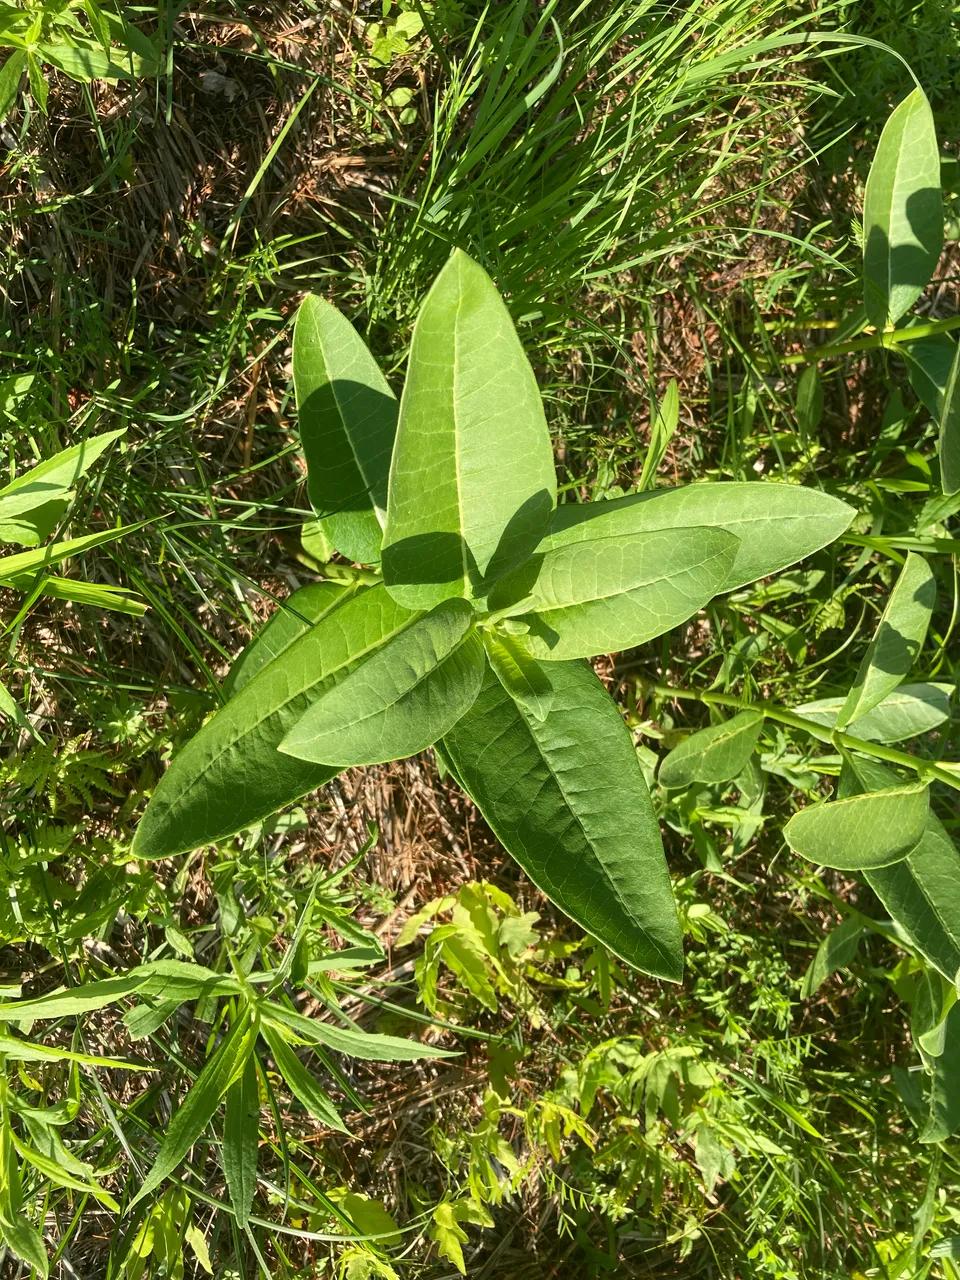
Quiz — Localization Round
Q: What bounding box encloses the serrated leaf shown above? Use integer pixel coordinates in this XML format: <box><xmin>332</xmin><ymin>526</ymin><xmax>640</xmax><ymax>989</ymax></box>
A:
<box><xmin>784</xmin><ymin>781</ymin><xmax>930</xmax><ymax>870</ymax></box>
<box><xmin>482</xmin><ymin>629</ymin><xmax>553</xmax><ymax>720</ymax></box>
<box><xmin>262</xmin><ymin>1001</ymin><xmax>455</xmax><ymax>1061</ymax></box>
<box><xmin>491</xmin><ymin>526</ymin><xmax>738</xmax><ymax>661</ymax></box>
<box><xmin>280</xmin><ymin>599</ymin><xmax>484</xmax><ymax>766</ymax></box>
<box><xmin>836</xmin><ymin>553</ymin><xmax>937</xmax><ymax>729</ymax></box>
<box><xmin>293</xmin><ymin>295</ymin><xmax>397</xmax><ymax>564</ymax></box>
<box><xmin>259</xmin><ymin>1022</ymin><xmax>349</xmax><ymax>1132</ymax></box>
<box><xmin>223</xmin><ymin>582</ymin><xmax>348</xmax><ymax>698</ymax></box>
<box><xmin>658</xmin><ymin>710</ymin><xmax>764</xmax><ymax>789</ymax></box>
<box><xmin>382</xmin><ymin>250</ymin><xmax>556</xmax><ymax>609</ymax></box>
<box><xmin>938</xmin><ymin>330</ymin><xmax>960</xmax><ymax>494</ymax></box>
<box><xmin>841</xmin><ymin>757</ymin><xmax>960</xmax><ymax>982</ymax></box>
<box><xmin>539</xmin><ymin>482</ymin><xmax>853</xmax><ymax>593</ymax></box>
<box><xmin>130</xmin><ymin>1015</ymin><xmax>257</xmax><ymax>1207</ymax></box>
<box><xmin>801</xmin><ymin>915</ymin><xmax>865</xmax><ymax>998</ymax></box>
<box><xmin>921</xmin><ymin>1001</ymin><xmax>960</xmax><ymax>1142</ymax></box>
<box><xmin>11</xmin><ymin>1131</ymin><xmax>119</xmax><ymax>1210</ymax></box>
<box><xmin>132</xmin><ymin>584</ymin><xmax>419</xmax><ymax>859</ymax></box>
<box><xmin>795</xmin><ymin>682</ymin><xmax>952</xmax><ymax>743</ymax></box>
<box><xmin>431</xmin><ymin>1203</ymin><xmax>469</xmax><ymax>1274</ymax></box>
<box><xmin>222</xmin><ymin>1052</ymin><xmax>259</xmax><ymax>1227</ymax></box>
<box><xmin>863</xmin><ymin>86</ymin><xmax>943</xmax><ymax>329</ymax></box>
<box><xmin>443</xmin><ymin>661</ymin><xmax>682</xmax><ymax>980</ymax></box>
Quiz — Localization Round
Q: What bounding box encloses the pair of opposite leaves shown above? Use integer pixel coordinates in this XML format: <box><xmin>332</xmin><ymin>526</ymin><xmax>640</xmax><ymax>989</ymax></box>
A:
<box><xmin>134</xmin><ymin>250</ymin><xmax>855</xmax><ymax>980</ymax></box>
<box><xmin>659</xmin><ymin>551</ymin><xmax>941</xmax><ymax>872</ymax></box>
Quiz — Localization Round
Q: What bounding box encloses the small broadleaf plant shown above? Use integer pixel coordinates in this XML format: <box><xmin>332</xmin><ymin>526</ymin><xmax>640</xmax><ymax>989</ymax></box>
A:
<box><xmin>133</xmin><ymin>248</ymin><xmax>856</xmax><ymax>982</ymax></box>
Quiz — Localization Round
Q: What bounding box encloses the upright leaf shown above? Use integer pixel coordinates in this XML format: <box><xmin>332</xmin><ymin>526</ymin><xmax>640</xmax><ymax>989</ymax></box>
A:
<box><xmin>482</xmin><ymin>630</ymin><xmax>553</xmax><ymax>721</ymax></box>
<box><xmin>0</xmin><ymin>428</ymin><xmax>125</xmax><ymax>522</ymax></box>
<box><xmin>843</xmin><ymin>757</ymin><xmax>960</xmax><ymax>982</ymax></box>
<box><xmin>921</xmin><ymin>1001</ymin><xmax>960</xmax><ymax>1143</ymax></box>
<box><xmin>443</xmin><ymin>661</ymin><xmax>682</xmax><ymax>980</ymax></box>
<box><xmin>938</xmin><ymin>335</ymin><xmax>960</xmax><ymax>495</ymax></box>
<box><xmin>280</xmin><ymin>601</ymin><xmax>484</xmax><ymax>767</ymax></box>
<box><xmin>783</xmin><ymin>781</ymin><xmax>930</xmax><ymax>871</ymax></box>
<box><xmin>382</xmin><ymin>249</ymin><xmax>556</xmax><ymax>609</ymax></box>
<box><xmin>658</xmin><ymin>710</ymin><xmax>764</xmax><ymax>789</ymax></box>
<box><xmin>539</xmin><ymin>482</ymin><xmax>854</xmax><ymax>593</ymax></box>
<box><xmin>492</xmin><ymin>527</ymin><xmax>737</xmax><ymax>661</ymax></box>
<box><xmin>0</xmin><ymin>50</ymin><xmax>26</xmax><ymax>123</ymax></box>
<box><xmin>836</xmin><ymin>553</ymin><xmax>936</xmax><ymax>729</ymax></box>
<box><xmin>131</xmin><ymin>1015</ymin><xmax>257</xmax><ymax>1207</ymax></box>
<box><xmin>132</xmin><ymin>585</ymin><xmax>419</xmax><ymax>859</ymax></box>
<box><xmin>862</xmin><ymin>86</ymin><xmax>943</xmax><ymax>329</ymax></box>
<box><xmin>795</xmin><ymin>682</ymin><xmax>952</xmax><ymax>744</ymax></box>
<box><xmin>222</xmin><ymin>582</ymin><xmax>348</xmax><ymax>698</ymax></box>
<box><xmin>800</xmin><ymin>915</ymin><xmax>866</xmax><ymax>998</ymax></box>
<box><xmin>222</xmin><ymin>1053</ymin><xmax>259</xmax><ymax>1228</ymax></box>
<box><xmin>293</xmin><ymin>296</ymin><xmax>397</xmax><ymax>564</ymax></box>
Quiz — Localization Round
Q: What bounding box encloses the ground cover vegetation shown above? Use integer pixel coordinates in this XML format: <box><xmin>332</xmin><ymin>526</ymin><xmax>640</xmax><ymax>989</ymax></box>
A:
<box><xmin>0</xmin><ymin>0</ymin><xmax>959</xmax><ymax>1276</ymax></box>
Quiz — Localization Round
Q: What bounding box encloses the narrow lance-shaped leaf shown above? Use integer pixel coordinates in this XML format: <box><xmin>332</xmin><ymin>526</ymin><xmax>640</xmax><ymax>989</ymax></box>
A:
<box><xmin>443</xmin><ymin>660</ymin><xmax>683</xmax><ymax>980</ymax></box>
<box><xmin>262</xmin><ymin>1000</ymin><xmax>457</xmax><ymax>1062</ymax></box>
<box><xmin>0</xmin><ymin>427</ymin><xmax>125</xmax><ymax>521</ymax></box>
<box><xmin>904</xmin><ymin>334</ymin><xmax>954</xmax><ymax>418</ymax></box>
<box><xmin>382</xmin><ymin>249</ymin><xmax>556</xmax><ymax>609</ymax></box>
<box><xmin>222</xmin><ymin>1052</ymin><xmax>260</xmax><ymax>1228</ymax></box>
<box><xmin>482</xmin><ymin>629</ymin><xmax>554</xmax><ymax>721</ymax></box>
<box><xmin>842</xmin><ymin>757</ymin><xmax>960</xmax><ymax>983</ymax></box>
<box><xmin>491</xmin><ymin>526</ymin><xmax>737</xmax><ymax>661</ymax></box>
<box><xmin>259</xmin><ymin>1022</ymin><xmax>349</xmax><ymax>1133</ymax></box>
<box><xmin>795</xmin><ymin>682</ymin><xmax>952</xmax><ymax>744</ymax></box>
<box><xmin>658</xmin><ymin>709</ymin><xmax>764</xmax><ymax>789</ymax></box>
<box><xmin>800</xmin><ymin>915</ymin><xmax>865</xmax><ymax>999</ymax></box>
<box><xmin>938</xmin><ymin>332</ymin><xmax>960</xmax><ymax>495</ymax></box>
<box><xmin>783</xmin><ymin>780</ymin><xmax>930</xmax><ymax>871</ymax></box>
<box><xmin>921</xmin><ymin>1001</ymin><xmax>960</xmax><ymax>1143</ymax></box>
<box><xmin>539</xmin><ymin>482</ymin><xmax>854</xmax><ymax>593</ymax></box>
<box><xmin>836</xmin><ymin>552</ymin><xmax>936</xmax><ymax>729</ymax></box>
<box><xmin>130</xmin><ymin>1014</ymin><xmax>258</xmax><ymax>1208</ymax></box>
<box><xmin>862</xmin><ymin>86</ymin><xmax>943</xmax><ymax>329</ymax></box>
<box><xmin>132</xmin><ymin>585</ymin><xmax>420</xmax><ymax>859</ymax></box>
<box><xmin>293</xmin><ymin>296</ymin><xmax>397</xmax><ymax>564</ymax></box>
<box><xmin>222</xmin><ymin>581</ymin><xmax>348</xmax><ymax>698</ymax></box>
<box><xmin>280</xmin><ymin>600</ymin><xmax>485</xmax><ymax>767</ymax></box>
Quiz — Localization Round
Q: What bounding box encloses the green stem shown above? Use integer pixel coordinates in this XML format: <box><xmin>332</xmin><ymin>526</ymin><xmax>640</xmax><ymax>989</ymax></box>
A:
<box><xmin>778</xmin><ymin>313</ymin><xmax>960</xmax><ymax>366</ymax></box>
<box><xmin>638</xmin><ymin>681</ymin><xmax>960</xmax><ymax>794</ymax></box>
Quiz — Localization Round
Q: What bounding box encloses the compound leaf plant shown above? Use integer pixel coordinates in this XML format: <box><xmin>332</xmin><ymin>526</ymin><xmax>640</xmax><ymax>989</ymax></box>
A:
<box><xmin>135</xmin><ymin>249</ymin><xmax>856</xmax><ymax>983</ymax></box>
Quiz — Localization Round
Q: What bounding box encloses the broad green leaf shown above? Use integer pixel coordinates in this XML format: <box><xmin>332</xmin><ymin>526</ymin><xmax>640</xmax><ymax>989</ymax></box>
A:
<box><xmin>842</xmin><ymin>757</ymin><xmax>960</xmax><ymax>982</ymax></box>
<box><xmin>921</xmin><ymin>1001</ymin><xmax>960</xmax><ymax>1142</ymax></box>
<box><xmin>492</xmin><ymin>527</ymin><xmax>737</xmax><ymax>661</ymax></box>
<box><xmin>482</xmin><ymin>629</ymin><xmax>553</xmax><ymax>721</ymax></box>
<box><xmin>0</xmin><ymin>49</ymin><xmax>26</xmax><ymax>122</ymax></box>
<box><xmin>0</xmin><ymin>1213</ymin><xmax>48</xmax><ymax>1278</ymax></box>
<box><xmin>538</xmin><ymin>482</ymin><xmax>854</xmax><ymax>593</ymax></box>
<box><xmin>223</xmin><ymin>1052</ymin><xmax>259</xmax><ymax>1228</ymax></box>
<box><xmin>836</xmin><ymin>553</ymin><xmax>937</xmax><ymax>729</ymax></box>
<box><xmin>862</xmin><ymin>86</ymin><xmax>943</xmax><ymax>329</ymax></box>
<box><xmin>443</xmin><ymin>661</ymin><xmax>682</xmax><ymax>980</ymax></box>
<box><xmin>938</xmin><ymin>331</ymin><xmax>960</xmax><ymax>494</ymax></box>
<box><xmin>222</xmin><ymin>582</ymin><xmax>348</xmax><ymax>698</ymax></box>
<box><xmin>931</xmin><ymin>1238</ymin><xmax>960</xmax><ymax>1259</ymax></box>
<box><xmin>263</xmin><ymin>1001</ymin><xmax>456</xmax><ymax>1061</ymax></box>
<box><xmin>0</xmin><ymin>427</ymin><xmax>125</xmax><ymax>521</ymax></box>
<box><xmin>0</xmin><ymin>497</ymin><xmax>69</xmax><ymax>548</ymax></box>
<box><xmin>431</xmin><ymin>1202</ymin><xmax>469</xmax><ymax>1274</ymax></box>
<box><xmin>904</xmin><ymin>334</ymin><xmax>954</xmax><ymax>417</ymax></box>
<box><xmin>382</xmin><ymin>249</ymin><xmax>556</xmax><ymax>609</ymax></box>
<box><xmin>130</xmin><ymin>1015</ymin><xmax>257</xmax><ymax>1207</ymax></box>
<box><xmin>658</xmin><ymin>710</ymin><xmax>764</xmax><ymax>789</ymax></box>
<box><xmin>132</xmin><ymin>584</ymin><xmax>419</xmax><ymax>859</ymax></box>
<box><xmin>293</xmin><ymin>295</ymin><xmax>397</xmax><ymax>564</ymax></box>
<box><xmin>0</xmin><ymin>519</ymin><xmax>148</xmax><ymax>583</ymax></box>
<box><xmin>784</xmin><ymin>781</ymin><xmax>929</xmax><ymax>871</ymax></box>
<box><xmin>280</xmin><ymin>599</ymin><xmax>484</xmax><ymax>767</ymax></box>
<box><xmin>795</xmin><ymin>682</ymin><xmax>952</xmax><ymax>744</ymax></box>
<box><xmin>800</xmin><ymin>915</ymin><xmax>865</xmax><ymax>998</ymax></box>
<box><xmin>38</xmin><ymin>40</ymin><xmax>150</xmax><ymax>80</ymax></box>
<box><xmin>339</xmin><ymin>1194</ymin><xmax>401</xmax><ymax>1247</ymax></box>
<box><xmin>259</xmin><ymin>1023</ymin><xmax>349</xmax><ymax>1133</ymax></box>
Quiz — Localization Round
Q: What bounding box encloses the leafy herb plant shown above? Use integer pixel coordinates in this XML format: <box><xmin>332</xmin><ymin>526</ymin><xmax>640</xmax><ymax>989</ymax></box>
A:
<box><xmin>134</xmin><ymin>249</ymin><xmax>855</xmax><ymax>982</ymax></box>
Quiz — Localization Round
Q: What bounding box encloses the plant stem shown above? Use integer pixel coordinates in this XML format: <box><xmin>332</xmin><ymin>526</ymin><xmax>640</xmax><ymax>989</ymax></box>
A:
<box><xmin>638</xmin><ymin>680</ymin><xmax>960</xmax><ymax>794</ymax></box>
<box><xmin>778</xmin><ymin>313</ymin><xmax>960</xmax><ymax>366</ymax></box>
